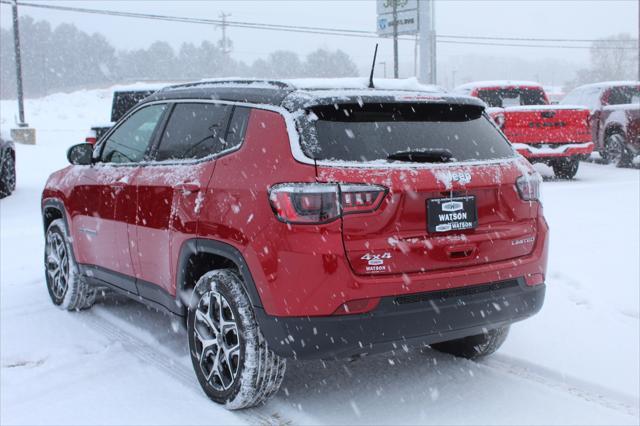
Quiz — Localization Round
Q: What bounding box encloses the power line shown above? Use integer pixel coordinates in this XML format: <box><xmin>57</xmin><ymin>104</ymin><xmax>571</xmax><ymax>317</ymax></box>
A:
<box><xmin>438</xmin><ymin>34</ymin><xmax>637</xmax><ymax>43</ymax></box>
<box><xmin>0</xmin><ymin>0</ymin><xmax>636</xmax><ymax>51</ymax></box>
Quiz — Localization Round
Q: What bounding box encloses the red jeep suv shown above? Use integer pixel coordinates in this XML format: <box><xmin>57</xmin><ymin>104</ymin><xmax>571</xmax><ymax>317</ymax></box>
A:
<box><xmin>42</xmin><ymin>79</ymin><xmax>548</xmax><ymax>409</ymax></box>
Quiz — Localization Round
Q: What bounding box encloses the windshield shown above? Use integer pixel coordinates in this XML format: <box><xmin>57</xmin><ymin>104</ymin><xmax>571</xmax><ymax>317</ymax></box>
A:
<box><xmin>302</xmin><ymin>103</ymin><xmax>515</xmax><ymax>163</ymax></box>
<box><xmin>477</xmin><ymin>88</ymin><xmax>547</xmax><ymax>107</ymax></box>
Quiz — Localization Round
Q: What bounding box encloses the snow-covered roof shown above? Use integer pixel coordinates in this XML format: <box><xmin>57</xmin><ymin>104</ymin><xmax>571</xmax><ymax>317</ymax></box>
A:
<box><xmin>164</xmin><ymin>77</ymin><xmax>443</xmax><ymax>93</ymax></box>
<box><xmin>284</xmin><ymin>77</ymin><xmax>442</xmax><ymax>92</ymax></box>
<box><xmin>573</xmin><ymin>81</ymin><xmax>640</xmax><ymax>90</ymax></box>
<box><xmin>454</xmin><ymin>80</ymin><xmax>543</xmax><ymax>91</ymax></box>
<box><xmin>110</xmin><ymin>81</ymin><xmax>177</xmax><ymax>92</ymax></box>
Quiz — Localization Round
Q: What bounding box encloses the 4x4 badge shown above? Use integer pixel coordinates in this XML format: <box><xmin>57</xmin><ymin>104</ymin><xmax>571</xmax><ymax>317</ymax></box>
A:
<box><xmin>361</xmin><ymin>252</ymin><xmax>392</xmax><ymax>266</ymax></box>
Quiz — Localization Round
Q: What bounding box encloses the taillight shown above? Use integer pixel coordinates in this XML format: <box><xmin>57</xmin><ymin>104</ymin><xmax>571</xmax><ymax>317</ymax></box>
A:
<box><xmin>340</xmin><ymin>184</ymin><xmax>387</xmax><ymax>214</ymax></box>
<box><xmin>269</xmin><ymin>183</ymin><xmax>387</xmax><ymax>224</ymax></box>
<box><xmin>85</xmin><ymin>130</ymin><xmax>97</xmax><ymax>145</ymax></box>
<box><xmin>516</xmin><ymin>173</ymin><xmax>542</xmax><ymax>201</ymax></box>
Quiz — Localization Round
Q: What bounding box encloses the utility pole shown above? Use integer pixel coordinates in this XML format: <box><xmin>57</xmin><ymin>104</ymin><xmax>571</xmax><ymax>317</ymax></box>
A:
<box><xmin>378</xmin><ymin>61</ymin><xmax>387</xmax><ymax>78</ymax></box>
<box><xmin>392</xmin><ymin>0</ymin><xmax>399</xmax><ymax>78</ymax></box>
<box><xmin>12</xmin><ymin>0</ymin><xmax>26</xmax><ymax>127</ymax></box>
<box><xmin>414</xmin><ymin>34</ymin><xmax>418</xmax><ymax>77</ymax></box>
<box><xmin>10</xmin><ymin>0</ymin><xmax>35</xmax><ymax>144</ymax></box>
<box><xmin>219</xmin><ymin>12</ymin><xmax>232</xmax><ymax>56</ymax></box>
<box><xmin>418</xmin><ymin>0</ymin><xmax>437</xmax><ymax>84</ymax></box>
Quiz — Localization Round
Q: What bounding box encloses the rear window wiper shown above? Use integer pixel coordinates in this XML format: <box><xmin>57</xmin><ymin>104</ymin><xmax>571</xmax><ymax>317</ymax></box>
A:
<box><xmin>387</xmin><ymin>149</ymin><xmax>453</xmax><ymax>163</ymax></box>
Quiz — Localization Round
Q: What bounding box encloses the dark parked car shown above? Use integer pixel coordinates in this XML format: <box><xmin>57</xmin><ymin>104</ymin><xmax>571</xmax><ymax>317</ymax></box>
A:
<box><xmin>0</xmin><ymin>137</ymin><xmax>16</xmax><ymax>198</ymax></box>
<box><xmin>561</xmin><ymin>81</ymin><xmax>640</xmax><ymax>166</ymax></box>
<box><xmin>85</xmin><ymin>86</ymin><xmax>166</xmax><ymax>144</ymax></box>
<box><xmin>43</xmin><ymin>79</ymin><xmax>547</xmax><ymax>409</ymax></box>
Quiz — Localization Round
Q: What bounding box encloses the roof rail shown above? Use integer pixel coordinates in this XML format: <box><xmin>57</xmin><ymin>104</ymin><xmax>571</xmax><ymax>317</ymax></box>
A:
<box><xmin>162</xmin><ymin>79</ymin><xmax>294</xmax><ymax>91</ymax></box>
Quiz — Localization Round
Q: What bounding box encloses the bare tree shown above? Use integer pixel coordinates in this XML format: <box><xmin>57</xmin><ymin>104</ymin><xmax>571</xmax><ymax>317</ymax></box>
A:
<box><xmin>569</xmin><ymin>33</ymin><xmax>639</xmax><ymax>88</ymax></box>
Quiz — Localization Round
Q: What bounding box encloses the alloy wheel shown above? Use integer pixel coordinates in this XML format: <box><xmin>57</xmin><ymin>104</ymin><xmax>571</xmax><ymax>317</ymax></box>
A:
<box><xmin>193</xmin><ymin>289</ymin><xmax>241</xmax><ymax>391</ymax></box>
<box><xmin>606</xmin><ymin>134</ymin><xmax>625</xmax><ymax>164</ymax></box>
<box><xmin>46</xmin><ymin>231</ymin><xmax>69</xmax><ymax>301</ymax></box>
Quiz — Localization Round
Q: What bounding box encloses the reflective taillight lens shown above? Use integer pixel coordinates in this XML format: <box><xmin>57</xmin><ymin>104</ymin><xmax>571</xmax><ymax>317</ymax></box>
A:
<box><xmin>269</xmin><ymin>183</ymin><xmax>387</xmax><ymax>224</ymax></box>
<box><xmin>516</xmin><ymin>173</ymin><xmax>542</xmax><ymax>201</ymax></box>
<box><xmin>340</xmin><ymin>184</ymin><xmax>387</xmax><ymax>214</ymax></box>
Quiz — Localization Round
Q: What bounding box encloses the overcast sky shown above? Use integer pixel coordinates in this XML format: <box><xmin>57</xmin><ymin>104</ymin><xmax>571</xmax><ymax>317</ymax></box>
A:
<box><xmin>1</xmin><ymin>0</ymin><xmax>638</xmax><ymax>76</ymax></box>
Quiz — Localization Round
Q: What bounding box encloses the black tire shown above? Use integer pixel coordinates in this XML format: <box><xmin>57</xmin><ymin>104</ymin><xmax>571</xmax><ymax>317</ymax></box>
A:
<box><xmin>430</xmin><ymin>326</ymin><xmax>509</xmax><ymax>360</ymax></box>
<box><xmin>187</xmin><ymin>269</ymin><xmax>286</xmax><ymax>410</ymax></box>
<box><xmin>551</xmin><ymin>158</ymin><xmax>579</xmax><ymax>179</ymax></box>
<box><xmin>602</xmin><ymin>132</ymin><xmax>632</xmax><ymax>167</ymax></box>
<box><xmin>44</xmin><ymin>219</ymin><xmax>96</xmax><ymax>310</ymax></box>
<box><xmin>0</xmin><ymin>150</ymin><xmax>16</xmax><ymax>198</ymax></box>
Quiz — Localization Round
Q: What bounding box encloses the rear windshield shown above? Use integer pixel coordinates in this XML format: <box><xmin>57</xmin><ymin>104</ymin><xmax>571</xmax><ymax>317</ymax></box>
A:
<box><xmin>302</xmin><ymin>103</ymin><xmax>515</xmax><ymax>163</ymax></box>
<box><xmin>477</xmin><ymin>88</ymin><xmax>547</xmax><ymax>107</ymax></box>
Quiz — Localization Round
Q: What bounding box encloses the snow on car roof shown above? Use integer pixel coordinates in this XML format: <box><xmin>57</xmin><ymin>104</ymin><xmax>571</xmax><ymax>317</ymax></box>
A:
<box><xmin>573</xmin><ymin>81</ymin><xmax>640</xmax><ymax>89</ymax></box>
<box><xmin>454</xmin><ymin>80</ymin><xmax>543</xmax><ymax>91</ymax></box>
<box><xmin>164</xmin><ymin>77</ymin><xmax>443</xmax><ymax>93</ymax></box>
<box><xmin>284</xmin><ymin>77</ymin><xmax>443</xmax><ymax>92</ymax></box>
<box><xmin>110</xmin><ymin>81</ymin><xmax>178</xmax><ymax>92</ymax></box>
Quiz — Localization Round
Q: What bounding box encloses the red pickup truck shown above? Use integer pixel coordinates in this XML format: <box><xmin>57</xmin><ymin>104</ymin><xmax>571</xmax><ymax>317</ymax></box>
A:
<box><xmin>454</xmin><ymin>81</ymin><xmax>594</xmax><ymax>178</ymax></box>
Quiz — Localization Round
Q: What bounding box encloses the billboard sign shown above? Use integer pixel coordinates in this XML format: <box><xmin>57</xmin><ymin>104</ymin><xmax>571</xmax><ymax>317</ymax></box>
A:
<box><xmin>376</xmin><ymin>0</ymin><xmax>419</xmax><ymax>37</ymax></box>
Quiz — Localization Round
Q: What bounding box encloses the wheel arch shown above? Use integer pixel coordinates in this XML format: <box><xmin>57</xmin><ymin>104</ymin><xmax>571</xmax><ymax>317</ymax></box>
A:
<box><xmin>42</xmin><ymin>198</ymin><xmax>69</xmax><ymax>235</ymax></box>
<box><xmin>604</xmin><ymin>123</ymin><xmax>625</xmax><ymax>138</ymax></box>
<box><xmin>176</xmin><ymin>239</ymin><xmax>263</xmax><ymax>313</ymax></box>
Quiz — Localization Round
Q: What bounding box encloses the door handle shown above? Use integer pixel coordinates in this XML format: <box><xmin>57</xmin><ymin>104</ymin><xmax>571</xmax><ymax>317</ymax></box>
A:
<box><xmin>175</xmin><ymin>182</ymin><xmax>201</xmax><ymax>194</ymax></box>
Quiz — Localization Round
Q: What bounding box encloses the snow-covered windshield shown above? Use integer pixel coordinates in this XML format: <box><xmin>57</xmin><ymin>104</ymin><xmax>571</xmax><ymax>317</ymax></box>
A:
<box><xmin>477</xmin><ymin>88</ymin><xmax>547</xmax><ymax>107</ymax></box>
<box><xmin>303</xmin><ymin>103</ymin><xmax>515</xmax><ymax>163</ymax></box>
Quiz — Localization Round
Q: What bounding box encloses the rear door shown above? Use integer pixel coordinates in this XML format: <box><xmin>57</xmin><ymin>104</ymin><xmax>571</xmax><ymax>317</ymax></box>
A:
<box><xmin>306</xmin><ymin>102</ymin><xmax>538</xmax><ymax>276</ymax></box>
<box><xmin>132</xmin><ymin>102</ymin><xmax>250</xmax><ymax>298</ymax></box>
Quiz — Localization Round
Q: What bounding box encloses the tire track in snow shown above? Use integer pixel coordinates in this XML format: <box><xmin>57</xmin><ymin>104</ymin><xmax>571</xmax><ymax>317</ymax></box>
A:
<box><xmin>82</xmin><ymin>309</ymin><xmax>293</xmax><ymax>426</ymax></box>
<box><xmin>480</xmin><ymin>354</ymin><xmax>639</xmax><ymax>418</ymax></box>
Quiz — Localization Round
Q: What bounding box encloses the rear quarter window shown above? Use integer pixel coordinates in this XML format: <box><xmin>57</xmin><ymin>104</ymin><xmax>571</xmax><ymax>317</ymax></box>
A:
<box><xmin>154</xmin><ymin>103</ymin><xmax>251</xmax><ymax>162</ymax></box>
<box><xmin>300</xmin><ymin>103</ymin><xmax>515</xmax><ymax>163</ymax></box>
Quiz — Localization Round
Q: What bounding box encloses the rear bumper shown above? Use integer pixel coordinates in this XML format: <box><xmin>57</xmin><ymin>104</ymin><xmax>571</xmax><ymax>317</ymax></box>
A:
<box><xmin>255</xmin><ymin>278</ymin><xmax>545</xmax><ymax>360</ymax></box>
<box><xmin>513</xmin><ymin>142</ymin><xmax>594</xmax><ymax>159</ymax></box>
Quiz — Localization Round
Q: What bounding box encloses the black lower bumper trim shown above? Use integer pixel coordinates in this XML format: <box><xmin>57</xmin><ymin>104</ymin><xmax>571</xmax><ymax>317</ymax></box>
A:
<box><xmin>255</xmin><ymin>278</ymin><xmax>545</xmax><ymax>360</ymax></box>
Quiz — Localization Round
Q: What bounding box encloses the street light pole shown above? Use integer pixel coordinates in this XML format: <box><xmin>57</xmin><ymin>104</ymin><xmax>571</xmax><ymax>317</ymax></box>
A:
<box><xmin>12</xmin><ymin>0</ymin><xmax>27</xmax><ymax>127</ymax></box>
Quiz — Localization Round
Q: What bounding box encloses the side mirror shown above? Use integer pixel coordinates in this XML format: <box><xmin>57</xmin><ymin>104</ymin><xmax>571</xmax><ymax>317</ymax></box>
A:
<box><xmin>67</xmin><ymin>143</ymin><xmax>94</xmax><ymax>165</ymax></box>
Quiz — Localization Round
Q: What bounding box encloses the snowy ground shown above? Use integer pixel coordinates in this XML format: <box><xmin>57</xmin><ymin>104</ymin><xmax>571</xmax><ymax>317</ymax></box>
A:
<box><xmin>1</xmin><ymin>88</ymin><xmax>639</xmax><ymax>425</ymax></box>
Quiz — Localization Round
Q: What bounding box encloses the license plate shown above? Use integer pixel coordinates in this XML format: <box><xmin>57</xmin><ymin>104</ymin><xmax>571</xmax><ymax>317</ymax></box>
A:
<box><xmin>427</xmin><ymin>196</ymin><xmax>478</xmax><ymax>233</ymax></box>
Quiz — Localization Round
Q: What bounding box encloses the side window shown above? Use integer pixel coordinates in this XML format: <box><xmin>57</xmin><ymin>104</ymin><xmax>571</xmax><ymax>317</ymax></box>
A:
<box><xmin>155</xmin><ymin>103</ymin><xmax>233</xmax><ymax>161</ymax></box>
<box><xmin>100</xmin><ymin>104</ymin><xmax>166</xmax><ymax>164</ymax></box>
<box><xmin>225</xmin><ymin>107</ymin><xmax>251</xmax><ymax>150</ymax></box>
